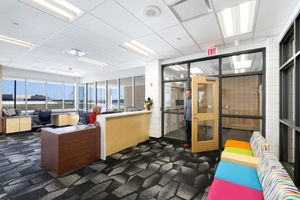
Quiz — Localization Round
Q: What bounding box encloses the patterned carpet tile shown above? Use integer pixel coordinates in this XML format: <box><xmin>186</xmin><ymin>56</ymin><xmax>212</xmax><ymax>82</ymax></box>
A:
<box><xmin>0</xmin><ymin>132</ymin><xmax>219</xmax><ymax>200</ymax></box>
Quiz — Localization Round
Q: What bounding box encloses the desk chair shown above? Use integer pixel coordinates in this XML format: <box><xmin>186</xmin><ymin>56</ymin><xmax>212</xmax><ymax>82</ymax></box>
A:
<box><xmin>84</xmin><ymin>112</ymin><xmax>91</xmax><ymax>124</ymax></box>
<box><xmin>78</xmin><ymin>110</ymin><xmax>86</xmax><ymax>124</ymax></box>
<box><xmin>37</xmin><ymin>110</ymin><xmax>52</xmax><ymax>131</ymax></box>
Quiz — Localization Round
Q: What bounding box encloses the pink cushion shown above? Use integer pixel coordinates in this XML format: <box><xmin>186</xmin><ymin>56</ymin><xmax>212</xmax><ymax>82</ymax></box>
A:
<box><xmin>207</xmin><ymin>178</ymin><xmax>264</xmax><ymax>200</ymax></box>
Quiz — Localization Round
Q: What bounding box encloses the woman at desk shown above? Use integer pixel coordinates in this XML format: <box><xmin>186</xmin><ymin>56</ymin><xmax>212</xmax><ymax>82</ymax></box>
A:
<box><xmin>90</xmin><ymin>105</ymin><xmax>101</xmax><ymax>124</ymax></box>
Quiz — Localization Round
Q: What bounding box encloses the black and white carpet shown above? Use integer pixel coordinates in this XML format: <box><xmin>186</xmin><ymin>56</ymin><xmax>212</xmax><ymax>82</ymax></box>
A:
<box><xmin>0</xmin><ymin>132</ymin><xmax>219</xmax><ymax>200</ymax></box>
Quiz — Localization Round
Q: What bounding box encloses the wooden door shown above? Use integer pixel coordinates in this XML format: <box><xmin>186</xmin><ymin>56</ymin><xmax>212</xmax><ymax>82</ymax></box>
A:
<box><xmin>192</xmin><ymin>76</ymin><xmax>219</xmax><ymax>153</ymax></box>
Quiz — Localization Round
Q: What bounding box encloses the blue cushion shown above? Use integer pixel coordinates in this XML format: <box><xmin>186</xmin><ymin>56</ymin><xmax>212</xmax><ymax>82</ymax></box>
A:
<box><xmin>215</xmin><ymin>161</ymin><xmax>262</xmax><ymax>191</ymax></box>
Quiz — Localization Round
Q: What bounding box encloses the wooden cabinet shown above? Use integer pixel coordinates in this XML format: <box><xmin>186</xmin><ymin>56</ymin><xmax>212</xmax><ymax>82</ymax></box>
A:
<box><xmin>3</xmin><ymin>116</ymin><xmax>32</xmax><ymax>134</ymax></box>
<box><xmin>52</xmin><ymin>113</ymin><xmax>79</xmax><ymax>127</ymax></box>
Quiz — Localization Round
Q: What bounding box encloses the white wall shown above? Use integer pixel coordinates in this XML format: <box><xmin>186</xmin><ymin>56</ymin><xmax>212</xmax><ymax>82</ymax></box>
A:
<box><xmin>265</xmin><ymin>37</ymin><xmax>280</xmax><ymax>158</ymax></box>
<box><xmin>80</xmin><ymin>66</ymin><xmax>145</xmax><ymax>83</ymax></box>
<box><xmin>145</xmin><ymin>60</ymin><xmax>161</xmax><ymax>138</ymax></box>
<box><xmin>3</xmin><ymin>66</ymin><xmax>79</xmax><ymax>83</ymax></box>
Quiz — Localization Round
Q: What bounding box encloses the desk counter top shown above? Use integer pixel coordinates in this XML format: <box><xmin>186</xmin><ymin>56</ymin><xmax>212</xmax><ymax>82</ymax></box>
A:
<box><xmin>98</xmin><ymin>110</ymin><xmax>151</xmax><ymax>119</ymax></box>
<box><xmin>42</xmin><ymin>125</ymin><xmax>96</xmax><ymax>135</ymax></box>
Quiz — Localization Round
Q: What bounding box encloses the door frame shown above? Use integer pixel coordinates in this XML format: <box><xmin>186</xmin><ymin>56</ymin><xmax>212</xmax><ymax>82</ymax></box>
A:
<box><xmin>161</xmin><ymin>48</ymin><xmax>266</xmax><ymax>150</ymax></box>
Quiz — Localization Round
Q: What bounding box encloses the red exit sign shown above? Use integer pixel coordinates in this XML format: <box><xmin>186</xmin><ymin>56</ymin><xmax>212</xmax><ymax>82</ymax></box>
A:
<box><xmin>207</xmin><ymin>47</ymin><xmax>217</xmax><ymax>56</ymax></box>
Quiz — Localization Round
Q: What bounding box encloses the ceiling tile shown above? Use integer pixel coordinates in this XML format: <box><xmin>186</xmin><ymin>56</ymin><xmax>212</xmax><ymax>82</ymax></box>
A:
<box><xmin>90</xmin><ymin>0</ymin><xmax>152</xmax><ymax>38</ymax></box>
<box><xmin>136</xmin><ymin>33</ymin><xmax>181</xmax><ymax>58</ymax></box>
<box><xmin>254</xmin><ymin>0</ymin><xmax>298</xmax><ymax>34</ymax></box>
<box><xmin>213</xmin><ymin>0</ymin><xmax>250</xmax><ymax>11</ymax></box>
<box><xmin>73</xmin><ymin>14</ymin><xmax>129</xmax><ymax>45</ymax></box>
<box><xmin>157</xmin><ymin>24</ymin><xmax>197</xmax><ymax>49</ymax></box>
<box><xmin>0</xmin><ymin>12</ymin><xmax>56</xmax><ymax>45</ymax></box>
<box><xmin>117</xmin><ymin>0</ymin><xmax>179</xmax><ymax>31</ymax></box>
<box><xmin>173</xmin><ymin>0</ymin><xmax>210</xmax><ymax>21</ymax></box>
<box><xmin>68</xmin><ymin>0</ymin><xmax>105</xmax><ymax>11</ymax></box>
<box><xmin>0</xmin><ymin>0</ymin><xmax>66</xmax><ymax>31</ymax></box>
<box><xmin>183</xmin><ymin>14</ymin><xmax>223</xmax><ymax>45</ymax></box>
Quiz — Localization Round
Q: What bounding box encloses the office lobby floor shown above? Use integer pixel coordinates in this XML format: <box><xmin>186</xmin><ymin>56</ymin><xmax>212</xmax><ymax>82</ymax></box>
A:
<box><xmin>0</xmin><ymin>132</ymin><xmax>219</xmax><ymax>200</ymax></box>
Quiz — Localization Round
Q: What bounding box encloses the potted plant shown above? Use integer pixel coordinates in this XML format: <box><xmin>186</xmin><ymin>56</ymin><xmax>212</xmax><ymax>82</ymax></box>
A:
<box><xmin>144</xmin><ymin>97</ymin><xmax>153</xmax><ymax>111</ymax></box>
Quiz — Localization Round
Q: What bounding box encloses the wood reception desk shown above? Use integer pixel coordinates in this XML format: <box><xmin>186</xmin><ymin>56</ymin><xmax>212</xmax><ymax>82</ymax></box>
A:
<box><xmin>97</xmin><ymin>111</ymin><xmax>150</xmax><ymax>160</ymax></box>
<box><xmin>41</xmin><ymin>125</ymin><xmax>100</xmax><ymax>175</ymax></box>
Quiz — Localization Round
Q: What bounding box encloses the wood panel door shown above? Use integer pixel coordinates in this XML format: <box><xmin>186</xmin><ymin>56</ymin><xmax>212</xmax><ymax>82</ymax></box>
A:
<box><xmin>192</xmin><ymin>76</ymin><xmax>219</xmax><ymax>153</ymax></box>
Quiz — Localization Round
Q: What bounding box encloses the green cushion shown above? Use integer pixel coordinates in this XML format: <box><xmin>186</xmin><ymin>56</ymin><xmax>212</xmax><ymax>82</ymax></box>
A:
<box><xmin>224</xmin><ymin>147</ymin><xmax>254</xmax><ymax>157</ymax></box>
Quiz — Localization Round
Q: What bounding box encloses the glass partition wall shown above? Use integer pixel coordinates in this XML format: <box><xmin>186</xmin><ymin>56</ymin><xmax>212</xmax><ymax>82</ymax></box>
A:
<box><xmin>83</xmin><ymin>75</ymin><xmax>145</xmax><ymax>112</ymax></box>
<box><xmin>279</xmin><ymin>12</ymin><xmax>300</xmax><ymax>186</ymax></box>
<box><xmin>162</xmin><ymin>49</ymin><xmax>265</xmax><ymax>146</ymax></box>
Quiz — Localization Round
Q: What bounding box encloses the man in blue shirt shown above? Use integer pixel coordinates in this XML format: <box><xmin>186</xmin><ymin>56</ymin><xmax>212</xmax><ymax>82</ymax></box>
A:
<box><xmin>184</xmin><ymin>89</ymin><xmax>192</xmax><ymax>148</ymax></box>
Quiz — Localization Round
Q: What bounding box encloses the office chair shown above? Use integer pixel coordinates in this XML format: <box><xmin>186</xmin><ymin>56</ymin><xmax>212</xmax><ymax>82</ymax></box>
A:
<box><xmin>84</xmin><ymin>112</ymin><xmax>91</xmax><ymax>124</ymax></box>
<box><xmin>78</xmin><ymin>109</ymin><xmax>86</xmax><ymax>124</ymax></box>
<box><xmin>37</xmin><ymin>110</ymin><xmax>52</xmax><ymax>131</ymax></box>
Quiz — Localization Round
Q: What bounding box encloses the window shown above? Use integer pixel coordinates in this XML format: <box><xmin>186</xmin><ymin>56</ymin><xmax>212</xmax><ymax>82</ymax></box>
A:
<box><xmin>164</xmin><ymin>81</ymin><xmax>187</xmax><ymax>112</ymax></box>
<box><xmin>280</xmin><ymin>12</ymin><xmax>300</xmax><ymax>186</ymax></box>
<box><xmin>222</xmin><ymin>52</ymin><xmax>263</xmax><ymax>74</ymax></box>
<box><xmin>47</xmin><ymin>82</ymin><xmax>63</xmax><ymax>110</ymax></box>
<box><xmin>79</xmin><ymin>84</ymin><xmax>85</xmax><ymax>110</ymax></box>
<box><xmin>64</xmin><ymin>84</ymin><xmax>75</xmax><ymax>110</ymax></box>
<box><xmin>108</xmin><ymin>79</ymin><xmax>119</xmax><ymax>111</ymax></box>
<box><xmin>87</xmin><ymin>83</ymin><xmax>95</xmax><ymax>110</ymax></box>
<box><xmin>280</xmin><ymin>25</ymin><xmax>295</xmax><ymax>65</ymax></box>
<box><xmin>164</xmin><ymin>64</ymin><xmax>188</xmax><ymax>80</ymax></box>
<box><xmin>96</xmin><ymin>81</ymin><xmax>106</xmax><ymax>112</ymax></box>
<box><xmin>134</xmin><ymin>75</ymin><xmax>145</xmax><ymax>111</ymax></box>
<box><xmin>222</xmin><ymin>75</ymin><xmax>262</xmax><ymax>116</ymax></box>
<box><xmin>16</xmin><ymin>80</ymin><xmax>26</xmax><ymax>111</ymax></box>
<box><xmin>164</xmin><ymin>113</ymin><xmax>185</xmax><ymax>140</ymax></box>
<box><xmin>2</xmin><ymin>79</ymin><xmax>15</xmax><ymax>109</ymax></box>
<box><xmin>190</xmin><ymin>59</ymin><xmax>219</xmax><ymax>77</ymax></box>
<box><xmin>120</xmin><ymin>77</ymin><xmax>133</xmax><ymax>112</ymax></box>
<box><xmin>27</xmin><ymin>80</ymin><xmax>46</xmax><ymax>110</ymax></box>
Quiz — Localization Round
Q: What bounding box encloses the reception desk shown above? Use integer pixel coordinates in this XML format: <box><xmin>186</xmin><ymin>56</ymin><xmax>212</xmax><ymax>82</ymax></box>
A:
<box><xmin>41</xmin><ymin>125</ymin><xmax>100</xmax><ymax>175</ymax></box>
<box><xmin>97</xmin><ymin>111</ymin><xmax>150</xmax><ymax>160</ymax></box>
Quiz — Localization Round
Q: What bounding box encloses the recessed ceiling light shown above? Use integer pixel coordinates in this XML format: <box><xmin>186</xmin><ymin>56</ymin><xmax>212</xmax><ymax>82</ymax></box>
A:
<box><xmin>0</xmin><ymin>34</ymin><xmax>33</xmax><ymax>48</ymax></box>
<box><xmin>143</xmin><ymin>5</ymin><xmax>161</xmax><ymax>18</ymax></box>
<box><xmin>65</xmin><ymin>49</ymin><xmax>87</xmax><ymax>57</ymax></box>
<box><xmin>122</xmin><ymin>40</ymin><xmax>156</xmax><ymax>57</ymax></box>
<box><xmin>78</xmin><ymin>57</ymin><xmax>107</xmax><ymax>66</ymax></box>
<box><xmin>20</xmin><ymin>0</ymin><xmax>83</xmax><ymax>22</ymax></box>
<box><xmin>217</xmin><ymin>0</ymin><xmax>256</xmax><ymax>38</ymax></box>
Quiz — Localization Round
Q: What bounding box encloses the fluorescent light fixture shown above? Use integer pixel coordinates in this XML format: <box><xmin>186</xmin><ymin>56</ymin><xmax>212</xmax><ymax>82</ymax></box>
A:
<box><xmin>20</xmin><ymin>0</ymin><xmax>83</xmax><ymax>22</ymax></box>
<box><xmin>174</xmin><ymin>65</ymin><xmax>185</xmax><ymax>71</ymax></box>
<box><xmin>232</xmin><ymin>54</ymin><xmax>253</xmax><ymax>69</ymax></box>
<box><xmin>131</xmin><ymin>40</ymin><xmax>156</xmax><ymax>55</ymax></box>
<box><xmin>78</xmin><ymin>57</ymin><xmax>107</xmax><ymax>66</ymax></box>
<box><xmin>222</xmin><ymin>8</ymin><xmax>234</xmax><ymax>37</ymax></box>
<box><xmin>217</xmin><ymin>0</ymin><xmax>256</xmax><ymax>38</ymax></box>
<box><xmin>65</xmin><ymin>49</ymin><xmax>87</xmax><ymax>57</ymax></box>
<box><xmin>123</xmin><ymin>42</ymin><xmax>149</xmax><ymax>56</ymax></box>
<box><xmin>190</xmin><ymin>68</ymin><xmax>203</xmax><ymax>74</ymax></box>
<box><xmin>122</xmin><ymin>40</ymin><xmax>156</xmax><ymax>57</ymax></box>
<box><xmin>0</xmin><ymin>34</ymin><xmax>33</xmax><ymax>48</ymax></box>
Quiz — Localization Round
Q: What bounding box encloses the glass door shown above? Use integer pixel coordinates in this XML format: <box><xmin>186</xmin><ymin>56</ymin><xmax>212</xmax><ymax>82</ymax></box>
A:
<box><xmin>192</xmin><ymin>76</ymin><xmax>219</xmax><ymax>153</ymax></box>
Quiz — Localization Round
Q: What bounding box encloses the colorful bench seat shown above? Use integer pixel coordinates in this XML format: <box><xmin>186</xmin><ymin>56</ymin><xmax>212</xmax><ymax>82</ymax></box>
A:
<box><xmin>224</xmin><ymin>139</ymin><xmax>252</xmax><ymax>150</ymax></box>
<box><xmin>207</xmin><ymin>178</ymin><xmax>263</xmax><ymax>200</ymax></box>
<box><xmin>224</xmin><ymin>146</ymin><xmax>254</xmax><ymax>157</ymax></box>
<box><xmin>214</xmin><ymin>161</ymin><xmax>262</xmax><ymax>191</ymax></box>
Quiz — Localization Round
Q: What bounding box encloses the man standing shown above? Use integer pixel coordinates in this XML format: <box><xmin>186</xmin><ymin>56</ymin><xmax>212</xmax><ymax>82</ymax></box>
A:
<box><xmin>184</xmin><ymin>89</ymin><xmax>192</xmax><ymax>148</ymax></box>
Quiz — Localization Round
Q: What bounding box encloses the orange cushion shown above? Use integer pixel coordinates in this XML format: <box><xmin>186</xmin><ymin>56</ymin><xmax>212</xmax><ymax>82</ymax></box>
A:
<box><xmin>224</xmin><ymin>140</ymin><xmax>252</xmax><ymax>150</ymax></box>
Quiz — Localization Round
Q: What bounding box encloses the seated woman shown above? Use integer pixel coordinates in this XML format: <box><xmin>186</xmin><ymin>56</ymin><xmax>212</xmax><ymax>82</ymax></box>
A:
<box><xmin>90</xmin><ymin>105</ymin><xmax>101</xmax><ymax>124</ymax></box>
